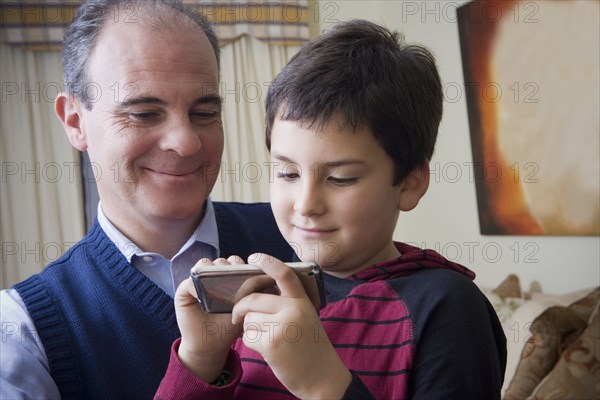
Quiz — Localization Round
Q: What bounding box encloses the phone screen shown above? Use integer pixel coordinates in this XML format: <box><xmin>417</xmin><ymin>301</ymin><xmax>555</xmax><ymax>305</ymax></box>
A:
<box><xmin>191</xmin><ymin>263</ymin><xmax>325</xmax><ymax>313</ymax></box>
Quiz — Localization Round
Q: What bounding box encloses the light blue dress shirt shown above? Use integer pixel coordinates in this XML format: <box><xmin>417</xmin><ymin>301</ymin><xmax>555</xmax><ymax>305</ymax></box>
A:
<box><xmin>0</xmin><ymin>200</ymin><xmax>220</xmax><ymax>399</ymax></box>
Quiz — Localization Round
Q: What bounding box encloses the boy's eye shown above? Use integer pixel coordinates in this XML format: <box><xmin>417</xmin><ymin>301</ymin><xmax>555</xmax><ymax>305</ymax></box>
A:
<box><xmin>327</xmin><ymin>176</ymin><xmax>358</xmax><ymax>186</ymax></box>
<box><xmin>276</xmin><ymin>172</ymin><xmax>300</xmax><ymax>182</ymax></box>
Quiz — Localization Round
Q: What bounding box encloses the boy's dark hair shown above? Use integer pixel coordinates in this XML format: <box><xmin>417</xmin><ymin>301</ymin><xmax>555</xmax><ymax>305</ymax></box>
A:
<box><xmin>63</xmin><ymin>0</ymin><xmax>219</xmax><ymax>110</ymax></box>
<box><xmin>265</xmin><ymin>19</ymin><xmax>443</xmax><ymax>185</ymax></box>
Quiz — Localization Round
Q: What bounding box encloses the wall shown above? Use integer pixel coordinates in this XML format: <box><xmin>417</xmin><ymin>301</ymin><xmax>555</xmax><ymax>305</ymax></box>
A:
<box><xmin>315</xmin><ymin>0</ymin><xmax>599</xmax><ymax>293</ymax></box>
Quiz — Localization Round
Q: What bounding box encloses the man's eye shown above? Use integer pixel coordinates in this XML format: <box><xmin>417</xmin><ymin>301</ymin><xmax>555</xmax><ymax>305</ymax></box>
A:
<box><xmin>276</xmin><ymin>172</ymin><xmax>300</xmax><ymax>182</ymax></box>
<box><xmin>191</xmin><ymin>110</ymin><xmax>219</xmax><ymax>119</ymax></box>
<box><xmin>129</xmin><ymin>112</ymin><xmax>158</xmax><ymax>120</ymax></box>
<box><xmin>328</xmin><ymin>177</ymin><xmax>358</xmax><ymax>186</ymax></box>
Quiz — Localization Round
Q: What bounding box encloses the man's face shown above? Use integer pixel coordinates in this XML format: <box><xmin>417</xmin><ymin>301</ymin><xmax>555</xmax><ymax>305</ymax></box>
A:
<box><xmin>76</xmin><ymin>19</ymin><xmax>223</xmax><ymax>233</ymax></box>
<box><xmin>269</xmin><ymin>118</ymin><xmax>405</xmax><ymax>278</ymax></box>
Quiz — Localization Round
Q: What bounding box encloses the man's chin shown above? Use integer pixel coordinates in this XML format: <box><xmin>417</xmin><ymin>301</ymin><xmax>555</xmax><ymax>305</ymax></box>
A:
<box><xmin>145</xmin><ymin>202</ymin><xmax>205</xmax><ymax>223</ymax></box>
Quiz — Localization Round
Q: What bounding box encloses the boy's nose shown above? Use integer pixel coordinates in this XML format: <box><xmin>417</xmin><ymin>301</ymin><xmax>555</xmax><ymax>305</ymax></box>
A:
<box><xmin>293</xmin><ymin>182</ymin><xmax>326</xmax><ymax>217</ymax></box>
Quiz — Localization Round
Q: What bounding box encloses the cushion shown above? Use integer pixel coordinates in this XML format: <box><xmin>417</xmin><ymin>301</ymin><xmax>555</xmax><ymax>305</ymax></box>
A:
<box><xmin>568</xmin><ymin>287</ymin><xmax>600</xmax><ymax>323</ymax></box>
<box><xmin>501</xmin><ymin>287</ymin><xmax>596</xmax><ymax>396</ymax></box>
<box><xmin>481</xmin><ymin>274</ymin><xmax>525</xmax><ymax>325</ymax></box>
<box><xmin>493</xmin><ymin>274</ymin><xmax>523</xmax><ymax>299</ymax></box>
<box><xmin>528</xmin><ymin>301</ymin><xmax>600</xmax><ymax>399</ymax></box>
<box><xmin>503</xmin><ymin>306</ymin><xmax>587</xmax><ymax>399</ymax></box>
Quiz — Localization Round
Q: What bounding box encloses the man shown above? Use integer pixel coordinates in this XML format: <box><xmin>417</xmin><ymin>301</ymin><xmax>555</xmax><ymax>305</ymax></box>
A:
<box><xmin>0</xmin><ymin>0</ymin><xmax>293</xmax><ymax>398</ymax></box>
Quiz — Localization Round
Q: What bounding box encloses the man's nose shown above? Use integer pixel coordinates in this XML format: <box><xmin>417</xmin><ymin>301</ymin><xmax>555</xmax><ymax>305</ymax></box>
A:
<box><xmin>160</xmin><ymin>116</ymin><xmax>202</xmax><ymax>157</ymax></box>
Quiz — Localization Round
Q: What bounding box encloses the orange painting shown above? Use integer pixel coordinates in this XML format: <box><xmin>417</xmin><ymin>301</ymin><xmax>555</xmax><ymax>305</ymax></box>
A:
<box><xmin>457</xmin><ymin>0</ymin><xmax>599</xmax><ymax>235</ymax></box>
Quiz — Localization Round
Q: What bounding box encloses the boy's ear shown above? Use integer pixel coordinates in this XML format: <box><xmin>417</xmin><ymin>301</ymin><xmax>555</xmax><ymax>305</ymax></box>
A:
<box><xmin>397</xmin><ymin>161</ymin><xmax>430</xmax><ymax>211</ymax></box>
<box><xmin>55</xmin><ymin>92</ymin><xmax>88</xmax><ymax>151</ymax></box>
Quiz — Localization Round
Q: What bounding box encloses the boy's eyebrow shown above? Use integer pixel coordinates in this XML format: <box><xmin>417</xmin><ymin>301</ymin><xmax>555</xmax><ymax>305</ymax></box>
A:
<box><xmin>271</xmin><ymin>153</ymin><xmax>366</xmax><ymax>167</ymax></box>
<box><xmin>116</xmin><ymin>94</ymin><xmax>223</xmax><ymax>108</ymax></box>
<box><xmin>324</xmin><ymin>160</ymin><xmax>367</xmax><ymax>168</ymax></box>
<box><xmin>271</xmin><ymin>154</ymin><xmax>296</xmax><ymax>164</ymax></box>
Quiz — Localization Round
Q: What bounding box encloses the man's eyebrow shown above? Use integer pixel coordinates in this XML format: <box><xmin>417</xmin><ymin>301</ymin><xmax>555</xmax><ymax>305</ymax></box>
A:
<box><xmin>117</xmin><ymin>96</ymin><xmax>164</xmax><ymax>108</ymax></box>
<box><xmin>116</xmin><ymin>94</ymin><xmax>223</xmax><ymax>108</ymax></box>
<box><xmin>193</xmin><ymin>94</ymin><xmax>223</xmax><ymax>106</ymax></box>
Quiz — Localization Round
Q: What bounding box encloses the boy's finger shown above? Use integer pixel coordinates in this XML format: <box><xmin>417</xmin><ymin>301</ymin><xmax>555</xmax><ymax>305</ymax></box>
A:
<box><xmin>227</xmin><ymin>255</ymin><xmax>245</xmax><ymax>264</ymax></box>
<box><xmin>231</xmin><ymin>293</ymin><xmax>280</xmax><ymax>324</ymax></box>
<box><xmin>247</xmin><ymin>253</ymin><xmax>306</xmax><ymax>298</ymax></box>
<box><xmin>175</xmin><ymin>277</ymin><xmax>200</xmax><ymax>306</ymax></box>
<box><xmin>194</xmin><ymin>258</ymin><xmax>215</xmax><ymax>267</ymax></box>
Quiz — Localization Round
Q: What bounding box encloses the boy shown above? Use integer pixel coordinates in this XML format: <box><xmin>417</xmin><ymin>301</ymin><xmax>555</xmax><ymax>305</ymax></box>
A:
<box><xmin>155</xmin><ymin>19</ymin><xmax>506</xmax><ymax>399</ymax></box>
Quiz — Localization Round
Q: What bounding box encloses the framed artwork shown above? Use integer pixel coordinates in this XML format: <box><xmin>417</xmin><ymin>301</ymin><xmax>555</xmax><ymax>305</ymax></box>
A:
<box><xmin>457</xmin><ymin>0</ymin><xmax>599</xmax><ymax>235</ymax></box>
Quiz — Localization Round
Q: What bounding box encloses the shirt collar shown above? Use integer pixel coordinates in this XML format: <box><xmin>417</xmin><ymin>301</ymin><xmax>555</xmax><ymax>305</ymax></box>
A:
<box><xmin>96</xmin><ymin>199</ymin><xmax>220</xmax><ymax>262</ymax></box>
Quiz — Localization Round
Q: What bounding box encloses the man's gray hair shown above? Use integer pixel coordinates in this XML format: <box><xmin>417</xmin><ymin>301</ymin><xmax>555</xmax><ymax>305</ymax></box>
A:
<box><xmin>62</xmin><ymin>0</ymin><xmax>220</xmax><ymax>109</ymax></box>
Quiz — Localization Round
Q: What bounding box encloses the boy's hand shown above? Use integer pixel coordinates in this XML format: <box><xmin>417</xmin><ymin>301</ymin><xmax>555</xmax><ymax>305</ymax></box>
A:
<box><xmin>175</xmin><ymin>256</ymin><xmax>244</xmax><ymax>383</ymax></box>
<box><xmin>232</xmin><ymin>253</ymin><xmax>352</xmax><ymax>399</ymax></box>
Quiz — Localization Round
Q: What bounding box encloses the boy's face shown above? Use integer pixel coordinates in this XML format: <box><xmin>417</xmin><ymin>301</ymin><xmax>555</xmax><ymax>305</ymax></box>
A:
<box><xmin>269</xmin><ymin>118</ymin><xmax>406</xmax><ymax>277</ymax></box>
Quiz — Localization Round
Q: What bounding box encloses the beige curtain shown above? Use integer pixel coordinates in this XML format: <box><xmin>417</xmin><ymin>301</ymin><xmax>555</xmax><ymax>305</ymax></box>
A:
<box><xmin>212</xmin><ymin>34</ymin><xmax>301</xmax><ymax>203</ymax></box>
<box><xmin>0</xmin><ymin>1</ymin><xmax>310</xmax><ymax>49</ymax></box>
<box><xmin>0</xmin><ymin>43</ymin><xmax>85</xmax><ymax>289</ymax></box>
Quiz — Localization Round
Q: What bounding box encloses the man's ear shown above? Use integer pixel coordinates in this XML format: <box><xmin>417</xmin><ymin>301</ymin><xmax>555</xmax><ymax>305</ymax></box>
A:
<box><xmin>55</xmin><ymin>92</ymin><xmax>87</xmax><ymax>151</ymax></box>
<box><xmin>397</xmin><ymin>161</ymin><xmax>430</xmax><ymax>211</ymax></box>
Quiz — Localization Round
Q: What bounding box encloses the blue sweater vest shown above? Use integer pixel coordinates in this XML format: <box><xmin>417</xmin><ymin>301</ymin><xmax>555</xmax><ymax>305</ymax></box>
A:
<box><xmin>14</xmin><ymin>202</ymin><xmax>293</xmax><ymax>399</ymax></box>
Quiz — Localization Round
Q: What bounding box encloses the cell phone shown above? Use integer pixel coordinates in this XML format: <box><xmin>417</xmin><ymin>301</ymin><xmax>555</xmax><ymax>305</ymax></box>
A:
<box><xmin>190</xmin><ymin>262</ymin><xmax>326</xmax><ymax>313</ymax></box>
